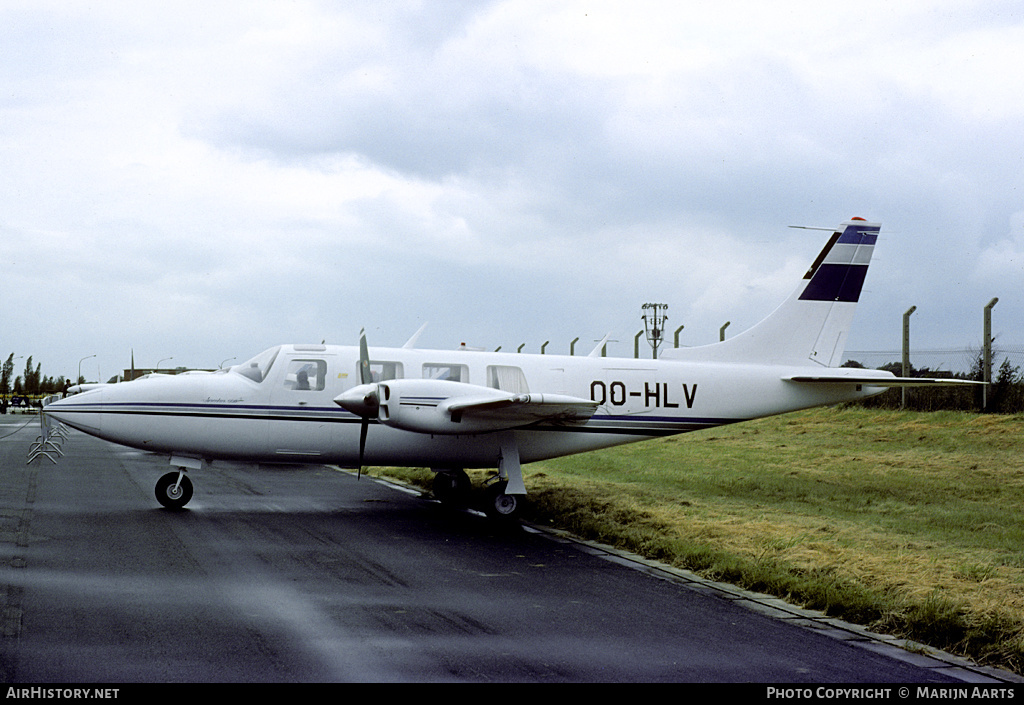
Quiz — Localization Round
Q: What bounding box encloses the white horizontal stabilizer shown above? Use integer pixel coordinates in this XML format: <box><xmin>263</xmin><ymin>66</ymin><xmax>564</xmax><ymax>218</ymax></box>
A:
<box><xmin>785</xmin><ymin>372</ymin><xmax>982</xmax><ymax>387</ymax></box>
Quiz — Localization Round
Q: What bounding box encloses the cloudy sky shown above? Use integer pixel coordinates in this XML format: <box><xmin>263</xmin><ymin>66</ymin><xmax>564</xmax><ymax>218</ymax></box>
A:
<box><xmin>2</xmin><ymin>0</ymin><xmax>1022</xmax><ymax>383</ymax></box>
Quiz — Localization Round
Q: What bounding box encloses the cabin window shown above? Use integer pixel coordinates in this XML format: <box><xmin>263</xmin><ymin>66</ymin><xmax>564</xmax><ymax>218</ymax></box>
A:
<box><xmin>423</xmin><ymin>363</ymin><xmax>468</xmax><ymax>383</ymax></box>
<box><xmin>285</xmin><ymin>359</ymin><xmax>327</xmax><ymax>391</ymax></box>
<box><xmin>362</xmin><ymin>361</ymin><xmax>403</xmax><ymax>382</ymax></box>
<box><xmin>487</xmin><ymin>365</ymin><xmax>529</xmax><ymax>393</ymax></box>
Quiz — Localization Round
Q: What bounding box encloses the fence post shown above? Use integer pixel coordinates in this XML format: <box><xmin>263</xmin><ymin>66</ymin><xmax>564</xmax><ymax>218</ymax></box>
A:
<box><xmin>902</xmin><ymin>306</ymin><xmax>916</xmax><ymax>409</ymax></box>
<box><xmin>983</xmin><ymin>298</ymin><xmax>998</xmax><ymax>410</ymax></box>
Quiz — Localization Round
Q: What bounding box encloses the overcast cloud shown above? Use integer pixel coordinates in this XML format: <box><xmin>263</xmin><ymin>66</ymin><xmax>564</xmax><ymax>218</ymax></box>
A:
<box><xmin>2</xmin><ymin>0</ymin><xmax>1022</xmax><ymax>382</ymax></box>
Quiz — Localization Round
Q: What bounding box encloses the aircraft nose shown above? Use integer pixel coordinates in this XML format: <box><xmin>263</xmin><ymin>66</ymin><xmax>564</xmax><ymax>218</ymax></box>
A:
<box><xmin>44</xmin><ymin>389</ymin><xmax>107</xmax><ymax>435</ymax></box>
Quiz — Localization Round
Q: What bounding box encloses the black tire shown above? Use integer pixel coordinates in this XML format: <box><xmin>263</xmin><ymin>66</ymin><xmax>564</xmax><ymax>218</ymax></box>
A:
<box><xmin>155</xmin><ymin>472</ymin><xmax>193</xmax><ymax>510</ymax></box>
<box><xmin>433</xmin><ymin>469</ymin><xmax>471</xmax><ymax>507</ymax></box>
<box><xmin>483</xmin><ymin>481</ymin><xmax>521</xmax><ymax>521</ymax></box>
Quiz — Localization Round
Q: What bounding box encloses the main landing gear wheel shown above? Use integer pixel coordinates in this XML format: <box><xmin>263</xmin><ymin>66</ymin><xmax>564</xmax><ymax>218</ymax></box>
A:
<box><xmin>483</xmin><ymin>481</ymin><xmax>521</xmax><ymax>522</ymax></box>
<box><xmin>433</xmin><ymin>469</ymin><xmax>472</xmax><ymax>507</ymax></box>
<box><xmin>155</xmin><ymin>472</ymin><xmax>193</xmax><ymax>510</ymax></box>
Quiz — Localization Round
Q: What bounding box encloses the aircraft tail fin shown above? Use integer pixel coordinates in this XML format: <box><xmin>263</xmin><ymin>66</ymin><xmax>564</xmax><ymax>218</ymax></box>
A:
<box><xmin>661</xmin><ymin>218</ymin><xmax>880</xmax><ymax>367</ymax></box>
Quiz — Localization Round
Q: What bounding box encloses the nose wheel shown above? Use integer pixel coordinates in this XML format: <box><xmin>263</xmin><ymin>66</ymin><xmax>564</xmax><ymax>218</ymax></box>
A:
<box><xmin>155</xmin><ymin>471</ymin><xmax>193</xmax><ymax>510</ymax></box>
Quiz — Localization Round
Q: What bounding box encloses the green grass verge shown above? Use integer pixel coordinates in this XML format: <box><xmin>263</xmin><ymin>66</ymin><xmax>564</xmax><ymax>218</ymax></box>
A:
<box><xmin>371</xmin><ymin>407</ymin><xmax>1024</xmax><ymax>675</ymax></box>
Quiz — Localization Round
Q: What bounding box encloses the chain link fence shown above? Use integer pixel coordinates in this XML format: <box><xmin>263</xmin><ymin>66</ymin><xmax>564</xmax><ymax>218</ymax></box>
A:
<box><xmin>843</xmin><ymin>344</ymin><xmax>1024</xmax><ymax>412</ymax></box>
<box><xmin>845</xmin><ymin>346</ymin><xmax>1024</xmax><ymax>377</ymax></box>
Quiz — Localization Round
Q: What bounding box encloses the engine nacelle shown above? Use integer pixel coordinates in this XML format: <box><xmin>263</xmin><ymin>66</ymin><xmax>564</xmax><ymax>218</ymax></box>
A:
<box><xmin>337</xmin><ymin>378</ymin><xmax>598</xmax><ymax>436</ymax></box>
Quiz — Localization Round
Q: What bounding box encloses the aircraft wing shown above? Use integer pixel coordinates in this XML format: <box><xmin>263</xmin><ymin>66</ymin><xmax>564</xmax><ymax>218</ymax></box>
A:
<box><xmin>446</xmin><ymin>393</ymin><xmax>599</xmax><ymax>426</ymax></box>
<box><xmin>785</xmin><ymin>373</ymin><xmax>982</xmax><ymax>387</ymax></box>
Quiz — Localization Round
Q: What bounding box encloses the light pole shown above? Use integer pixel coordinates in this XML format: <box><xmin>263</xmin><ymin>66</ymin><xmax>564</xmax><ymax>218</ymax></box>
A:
<box><xmin>641</xmin><ymin>303</ymin><xmax>668</xmax><ymax>359</ymax></box>
<box><xmin>78</xmin><ymin>354</ymin><xmax>96</xmax><ymax>384</ymax></box>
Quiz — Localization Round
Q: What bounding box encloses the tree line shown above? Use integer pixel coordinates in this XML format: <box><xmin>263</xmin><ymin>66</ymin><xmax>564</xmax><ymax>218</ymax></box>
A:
<box><xmin>1</xmin><ymin>353</ymin><xmax>71</xmax><ymax>411</ymax></box>
<box><xmin>843</xmin><ymin>353</ymin><xmax>1024</xmax><ymax>413</ymax></box>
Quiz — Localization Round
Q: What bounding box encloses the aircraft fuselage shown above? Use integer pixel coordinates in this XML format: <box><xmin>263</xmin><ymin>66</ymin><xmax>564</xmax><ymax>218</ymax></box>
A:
<box><xmin>46</xmin><ymin>343</ymin><xmax>882</xmax><ymax>469</ymax></box>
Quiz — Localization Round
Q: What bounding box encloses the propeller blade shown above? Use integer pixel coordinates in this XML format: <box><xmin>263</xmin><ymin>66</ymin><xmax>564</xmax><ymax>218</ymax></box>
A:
<box><xmin>359</xmin><ymin>328</ymin><xmax>372</xmax><ymax>385</ymax></box>
<box><xmin>356</xmin><ymin>328</ymin><xmax>373</xmax><ymax>480</ymax></box>
<box><xmin>335</xmin><ymin>329</ymin><xmax>380</xmax><ymax>418</ymax></box>
<box><xmin>358</xmin><ymin>419</ymin><xmax>368</xmax><ymax>480</ymax></box>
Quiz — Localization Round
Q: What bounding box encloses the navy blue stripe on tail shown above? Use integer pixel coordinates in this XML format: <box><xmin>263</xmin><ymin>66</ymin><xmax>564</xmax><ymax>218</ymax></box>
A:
<box><xmin>799</xmin><ymin>263</ymin><xmax>869</xmax><ymax>302</ymax></box>
<box><xmin>799</xmin><ymin>223</ymin><xmax>878</xmax><ymax>303</ymax></box>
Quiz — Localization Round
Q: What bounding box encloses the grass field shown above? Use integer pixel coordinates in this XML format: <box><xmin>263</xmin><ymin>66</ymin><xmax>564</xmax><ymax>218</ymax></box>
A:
<box><xmin>374</xmin><ymin>407</ymin><xmax>1024</xmax><ymax>675</ymax></box>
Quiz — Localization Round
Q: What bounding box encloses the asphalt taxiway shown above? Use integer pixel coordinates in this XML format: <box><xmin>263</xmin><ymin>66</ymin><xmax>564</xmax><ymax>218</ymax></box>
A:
<box><xmin>1</xmin><ymin>416</ymin><xmax>1017</xmax><ymax>683</ymax></box>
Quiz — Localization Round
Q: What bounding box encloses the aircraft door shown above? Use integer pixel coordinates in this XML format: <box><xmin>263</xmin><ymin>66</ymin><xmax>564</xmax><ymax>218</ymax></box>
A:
<box><xmin>268</xmin><ymin>356</ymin><xmax>335</xmax><ymax>459</ymax></box>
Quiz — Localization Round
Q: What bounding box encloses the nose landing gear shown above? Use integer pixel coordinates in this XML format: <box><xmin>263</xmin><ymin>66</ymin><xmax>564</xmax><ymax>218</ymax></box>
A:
<box><xmin>431</xmin><ymin>432</ymin><xmax>526</xmax><ymax>522</ymax></box>
<box><xmin>155</xmin><ymin>470</ymin><xmax>193</xmax><ymax>510</ymax></box>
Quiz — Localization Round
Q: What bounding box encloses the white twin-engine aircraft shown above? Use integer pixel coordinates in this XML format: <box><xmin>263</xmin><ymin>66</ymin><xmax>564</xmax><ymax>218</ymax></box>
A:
<box><xmin>42</xmin><ymin>218</ymin><xmax>969</xmax><ymax>520</ymax></box>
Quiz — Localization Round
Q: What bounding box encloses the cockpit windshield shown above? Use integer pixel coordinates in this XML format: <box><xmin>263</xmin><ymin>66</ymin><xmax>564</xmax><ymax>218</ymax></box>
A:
<box><xmin>233</xmin><ymin>346</ymin><xmax>281</xmax><ymax>383</ymax></box>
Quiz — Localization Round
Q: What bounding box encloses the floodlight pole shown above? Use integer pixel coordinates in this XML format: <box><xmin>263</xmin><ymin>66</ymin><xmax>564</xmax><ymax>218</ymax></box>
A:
<box><xmin>641</xmin><ymin>303</ymin><xmax>668</xmax><ymax>359</ymax></box>
<box><xmin>902</xmin><ymin>306</ymin><xmax>916</xmax><ymax>409</ymax></box>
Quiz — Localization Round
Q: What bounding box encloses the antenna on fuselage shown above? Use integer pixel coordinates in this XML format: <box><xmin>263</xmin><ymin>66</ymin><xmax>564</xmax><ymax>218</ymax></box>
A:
<box><xmin>588</xmin><ymin>334</ymin><xmax>612</xmax><ymax>357</ymax></box>
<box><xmin>403</xmin><ymin>322</ymin><xmax>428</xmax><ymax>349</ymax></box>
